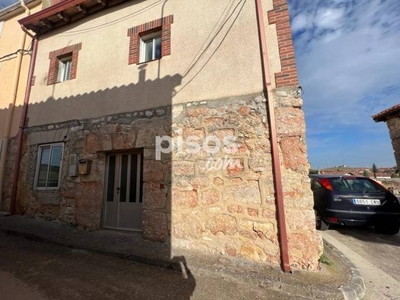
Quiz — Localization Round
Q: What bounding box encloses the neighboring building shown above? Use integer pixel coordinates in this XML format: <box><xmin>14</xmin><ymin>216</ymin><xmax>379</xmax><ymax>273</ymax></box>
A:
<box><xmin>373</xmin><ymin>103</ymin><xmax>400</xmax><ymax>169</ymax></box>
<box><xmin>2</xmin><ymin>0</ymin><xmax>322</xmax><ymax>270</ymax></box>
<box><xmin>0</xmin><ymin>0</ymin><xmax>43</xmax><ymax>212</ymax></box>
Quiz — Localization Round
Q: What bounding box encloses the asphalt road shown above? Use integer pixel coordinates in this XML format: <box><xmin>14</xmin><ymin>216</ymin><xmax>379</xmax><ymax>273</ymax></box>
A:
<box><xmin>0</xmin><ymin>232</ymin><xmax>310</xmax><ymax>300</ymax></box>
<box><xmin>322</xmin><ymin>226</ymin><xmax>400</xmax><ymax>300</ymax></box>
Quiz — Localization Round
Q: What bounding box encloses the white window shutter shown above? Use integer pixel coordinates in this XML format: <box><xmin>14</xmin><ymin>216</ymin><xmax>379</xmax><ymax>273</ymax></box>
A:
<box><xmin>57</xmin><ymin>59</ymin><xmax>64</xmax><ymax>82</ymax></box>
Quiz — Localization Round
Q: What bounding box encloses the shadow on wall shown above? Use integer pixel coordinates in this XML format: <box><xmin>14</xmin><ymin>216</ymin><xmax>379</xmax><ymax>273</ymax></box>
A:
<box><xmin>0</xmin><ymin>63</ymin><xmax>197</xmax><ymax>297</ymax></box>
<box><xmin>0</xmin><ymin>106</ymin><xmax>23</xmax><ymax>148</ymax></box>
<box><xmin>28</xmin><ymin>66</ymin><xmax>182</xmax><ymax>126</ymax></box>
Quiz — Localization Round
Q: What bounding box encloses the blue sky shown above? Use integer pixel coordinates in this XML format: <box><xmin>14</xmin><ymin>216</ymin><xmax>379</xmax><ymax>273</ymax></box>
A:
<box><xmin>0</xmin><ymin>0</ymin><xmax>15</xmax><ymax>9</ymax></box>
<box><xmin>288</xmin><ymin>0</ymin><xmax>400</xmax><ymax>169</ymax></box>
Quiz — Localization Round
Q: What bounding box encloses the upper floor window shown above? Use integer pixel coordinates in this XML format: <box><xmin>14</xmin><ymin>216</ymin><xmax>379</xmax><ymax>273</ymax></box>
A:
<box><xmin>140</xmin><ymin>31</ymin><xmax>162</xmax><ymax>63</ymax></box>
<box><xmin>47</xmin><ymin>43</ymin><xmax>82</xmax><ymax>85</ymax></box>
<box><xmin>127</xmin><ymin>15</ymin><xmax>173</xmax><ymax>65</ymax></box>
<box><xmin>35</xmin><ymin>143</ymin><xmax>63</xmax><ymax>190</ymax></box>
<box><xmin>57</xmin><ymin>54</ymin><xmax>72</xmax><ymax>82</ymax></box>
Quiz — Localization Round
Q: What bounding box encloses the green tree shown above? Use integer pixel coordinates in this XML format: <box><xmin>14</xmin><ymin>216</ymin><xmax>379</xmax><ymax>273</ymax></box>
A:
<box><xmin>391</xmin><ymin>165</ymin><xmax>399</xmax><ymax>178</ymax></box>
<box><xmin>309</xmin><ymin>169</ymin><xmax>319</xmax><ymax>174</ymax></box>
<box><xmin>363</xmin><ymin>170</ymin><xmax>370</xmax><ymax>177</ymax></box>
<box><xmin>372</xmin><ymin>163</ymin><xmax>378</xmax><ymax>178</ymax></box>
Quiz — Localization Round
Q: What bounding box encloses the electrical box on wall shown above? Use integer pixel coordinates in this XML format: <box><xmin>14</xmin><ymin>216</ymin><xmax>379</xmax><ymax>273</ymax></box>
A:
<box><xmin>79</xmin><ymin>159</ymin><xmax>92</xmax><ymax>175</ymax></box>
<box><xmin>69</xmin><ymin>154</ymin><xmax>79</xmax><ymax>177</ymax></box>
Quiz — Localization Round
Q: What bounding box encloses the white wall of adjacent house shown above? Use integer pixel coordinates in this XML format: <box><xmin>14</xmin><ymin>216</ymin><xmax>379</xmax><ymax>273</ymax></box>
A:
<box><xmin>27</xmin><ymin>0</ymin><xmax>281</xmax><ymax>127</ymax></box>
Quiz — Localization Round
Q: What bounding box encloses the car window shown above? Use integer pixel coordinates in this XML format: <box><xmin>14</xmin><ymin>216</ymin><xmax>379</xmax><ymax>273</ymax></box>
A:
<box><xmin>330</xmin><ymin>179</ymin><xmax>349</xmax><ymax>191</ymax></box>
<box><xmin>329</xmin><ymin>178</ymin><xmax>385</xmax><ymax>193</ymax></box>
<box><xmin>311</xmin><ymin>179</ymin><xmax>323</xmax><ymax>191</ymax></box>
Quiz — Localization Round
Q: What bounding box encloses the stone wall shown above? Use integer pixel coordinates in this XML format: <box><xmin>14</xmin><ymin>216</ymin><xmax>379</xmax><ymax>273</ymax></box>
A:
<box><xmin>387</xmin><ymin>117</ymin><xmax>400</xmax><ymax>169</ymax></box>
<box><xmin>15</xmin><ymin>88</ymin><xmax>322</xmax><ymax>270</ymax></box>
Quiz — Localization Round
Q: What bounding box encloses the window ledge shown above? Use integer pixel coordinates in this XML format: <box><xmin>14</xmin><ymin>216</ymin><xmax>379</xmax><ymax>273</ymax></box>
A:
<box><xmin>137</xmin><ymin>57</ymin><xmax>162</xmax><ymax>65</ymax></box>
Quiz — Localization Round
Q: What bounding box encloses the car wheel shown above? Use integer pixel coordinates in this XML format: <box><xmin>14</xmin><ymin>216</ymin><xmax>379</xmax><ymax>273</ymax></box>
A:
<box><xmin>315</xmin><ymin>209</ymin><xmax>329</xmax><ymax>231</ymax></box>
<box><xmin>375</xmin><ymin>222</ymin><xmax>400</xmax><ymax>235</ymax></box>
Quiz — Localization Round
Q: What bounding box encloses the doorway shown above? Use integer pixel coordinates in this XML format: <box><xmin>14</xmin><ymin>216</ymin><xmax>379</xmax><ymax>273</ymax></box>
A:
<box><xmin>103</xmin><ymin>152</ymin><xmax>143</xmax><ymax>231</ymax></box>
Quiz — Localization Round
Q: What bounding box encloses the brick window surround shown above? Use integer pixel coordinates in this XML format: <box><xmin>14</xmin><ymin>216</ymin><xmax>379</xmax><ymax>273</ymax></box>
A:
<box><xmin>127</xmin><ymin>15</ymin><xmax>174</xmax><ymax>65</ymax></box>
<box><xmin>47</xmin><ymin>43</ymin><xmax>82</xmax><ymax>85</ymax></box>
<box><xmin>267</xmin><ymin>0</ymin><xmax>298</xmax><ymax>88</ymax></box>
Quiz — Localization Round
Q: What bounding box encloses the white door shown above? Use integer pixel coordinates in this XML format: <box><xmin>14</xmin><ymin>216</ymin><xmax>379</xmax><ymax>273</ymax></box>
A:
<box><xmin>103</xmin><ymin>153</ymin><xmax>143</xmax><ymax>231</ymax></box>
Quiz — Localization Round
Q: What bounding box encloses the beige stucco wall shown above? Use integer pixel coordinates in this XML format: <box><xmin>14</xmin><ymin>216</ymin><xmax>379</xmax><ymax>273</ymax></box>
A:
<box><xmin>0</xmin><ymin>1</ymin><xmax>42</xmax><ymax>139</ymax></box>
<box><xmin>28</xmin><ymin>0</ymin><xmax>281</xmax><ymax>127</ymax></box>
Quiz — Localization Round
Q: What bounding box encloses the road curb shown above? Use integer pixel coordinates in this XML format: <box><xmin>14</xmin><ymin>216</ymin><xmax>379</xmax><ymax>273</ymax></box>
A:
<box><xmin>323</xmin><ymin>239</ymin><xmax>366</xmax><ymax>300</ymax></box>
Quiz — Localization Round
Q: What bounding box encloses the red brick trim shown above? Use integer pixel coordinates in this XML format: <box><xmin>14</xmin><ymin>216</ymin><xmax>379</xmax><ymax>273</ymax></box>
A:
<box><xmin>267</xmin><ymin>0</ymin><xmax>299</xmax><ymax>87</ymax></box>
<box><xmin>47</xmin><ymin>43</ymin><xmax>82</xmax><ymax>85</ymax></box>
<box><xmin>127</xmin><ymin>15</ymin><xmax>174</xmax><ymax>65</ymax></box>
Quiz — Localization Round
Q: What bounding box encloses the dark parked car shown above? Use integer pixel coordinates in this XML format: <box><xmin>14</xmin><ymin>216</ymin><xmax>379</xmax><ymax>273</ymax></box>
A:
<box><xmin>310</xmin><ymin>174</ymin><xmax>400</xmax><ymax>235</ymax></box>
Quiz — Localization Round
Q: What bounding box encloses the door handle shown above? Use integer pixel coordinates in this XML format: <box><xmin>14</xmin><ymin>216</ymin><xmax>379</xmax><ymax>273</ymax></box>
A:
<box><xmin>116</xmin><ymin>187</ymin><xmax>121</xmax><ymax>194</ymax></box>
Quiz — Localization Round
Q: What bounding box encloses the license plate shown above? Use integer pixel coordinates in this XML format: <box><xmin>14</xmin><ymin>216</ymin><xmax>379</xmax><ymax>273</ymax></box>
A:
<box><xmin>352</xmin><ymin>199</ymin><xmax>380</xmax><ymax>205</ymax></box>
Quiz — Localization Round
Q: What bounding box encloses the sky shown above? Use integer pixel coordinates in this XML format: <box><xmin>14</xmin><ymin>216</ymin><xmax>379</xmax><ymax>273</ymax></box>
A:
<box><xmin>288</xmin><ymin>0</ymin><xmax>400</xmax><ymax>169</ymax></box>
<box><xmin>0</xmin><ymin>0</ymin><xmax>15</xmax><ymax>9</ymax></box>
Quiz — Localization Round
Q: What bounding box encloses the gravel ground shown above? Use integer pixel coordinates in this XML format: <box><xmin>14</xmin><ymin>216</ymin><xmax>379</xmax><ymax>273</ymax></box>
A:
<box><xmin>0</xmin><ymin>232</ymin><xmax>314</xmax><ymax>300</ymax></box>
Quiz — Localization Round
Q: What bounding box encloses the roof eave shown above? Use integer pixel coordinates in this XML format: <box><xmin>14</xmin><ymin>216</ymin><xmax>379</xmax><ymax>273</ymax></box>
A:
<box><xmin>18</xmin><ymin>0</ymin><xmax>85</xmax><ymax>27</ymax></box>
<box><xmin>372</xmin><ymin>103</ymin><xmax>400</xmax><ymax>123</ymax></box>
<box><xmin>18</xmin><ymin>0</ymin><xmax>132</xmax><ymax>34</ymax></box>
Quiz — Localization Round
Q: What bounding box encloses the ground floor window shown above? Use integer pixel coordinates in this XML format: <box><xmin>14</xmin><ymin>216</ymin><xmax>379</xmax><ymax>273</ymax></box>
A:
<box><xmin>35</xmin><ymin>143</ymin><xmax>63</xmax><ymax>190</ymax></box>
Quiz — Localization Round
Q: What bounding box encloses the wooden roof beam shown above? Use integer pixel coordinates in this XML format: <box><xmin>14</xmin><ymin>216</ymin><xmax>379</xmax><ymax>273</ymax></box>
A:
<box><xmin>56</xmin><ymin>12</ymin><xmax>70</xmax><ymax>22</ymax></box>
<box><xmin>76</xmin><ymin>4</ymin><xmax>88</xmax><ymax>14</ymax></box>
<box><xmin>39</xmin><ymin>19</ymin><xmax>55</xmax><ymax>28</ymax></box>
<box><xmin>97</xmin><ymin>0</ymin><xmax>108</xmax><ymax>7</ymax></box>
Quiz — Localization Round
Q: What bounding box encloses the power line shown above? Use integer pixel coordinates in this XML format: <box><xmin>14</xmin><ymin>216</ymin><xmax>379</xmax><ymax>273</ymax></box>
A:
<box><xmin>0</xmin><ymin>49</ymin><xmax>30</xmax><ymax>62</ymax></box>
<box><xmin>174</xmin><ymin>0</ymin><xmax>247</xmax><ymax>96</ymax></box>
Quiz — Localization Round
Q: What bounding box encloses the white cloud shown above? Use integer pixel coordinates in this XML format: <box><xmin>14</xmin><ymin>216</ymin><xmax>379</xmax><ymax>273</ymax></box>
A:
<box><xmin>290</xmin><ymin>0</ymin><xmax>400</xmax><ymax>131</ymax></box>
<box><xmin>291</xmin><ymin>14</ymin><xmax>312</xmax><ymax>32</ymax></box>
<box><xmin>314</xmin><ymin>7</ymin><xmax>345</xmax><ymax>29</ymax></box>
<box><xmin>321</xmin><ymin>29</ymin><xmax>343</xmax><ymax>42</ymax></box>
<box><xmin>288</xmin><ymin>0</ymin><xmax>400</xmax><ymax>167</ymax></box>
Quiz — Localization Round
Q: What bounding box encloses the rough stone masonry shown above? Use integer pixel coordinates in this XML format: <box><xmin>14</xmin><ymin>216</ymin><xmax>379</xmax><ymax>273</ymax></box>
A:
<box><xmin>10</xmin><ymin>87</ymin><xmax>322</xmax><ymax>270</ymax></box>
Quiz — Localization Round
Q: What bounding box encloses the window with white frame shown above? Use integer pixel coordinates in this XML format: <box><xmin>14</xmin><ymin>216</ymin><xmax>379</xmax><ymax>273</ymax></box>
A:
<box><xmin>57</xmin><ymin>54</ymin><xmax>72</xmax><ymax>82</ymax></box>
<box><xmin>140</xmin><ymin>31</ymin><xmax>162</xmax><ymax>63</ymax></box>
<box><xmin>35</xmin><ymin>143</ymin><xmax>63</xmax><ymax>190</ymax></box>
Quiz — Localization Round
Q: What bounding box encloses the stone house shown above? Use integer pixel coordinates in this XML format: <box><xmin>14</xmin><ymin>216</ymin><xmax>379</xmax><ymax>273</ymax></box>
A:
<box><xmin>0</xmin><ymin>0</ymin><xmax>43</xmax><ymax>212</ymax></box>
<box><xmin>373</xmin><ymin>103</ymin><xmax>400</xmax><ymax>169</ymax></box>
<box><xmin>1</xmin><ymin>0</ymin><xmax>322</xmax><ymax>270</ymax></box>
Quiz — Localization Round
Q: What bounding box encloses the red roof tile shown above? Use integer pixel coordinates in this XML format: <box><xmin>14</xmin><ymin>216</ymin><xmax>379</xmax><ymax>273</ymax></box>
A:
<box><xmin>372</xmin><ymin>103</ymin><xmax>400</xmax><ymax>122</ymax></box>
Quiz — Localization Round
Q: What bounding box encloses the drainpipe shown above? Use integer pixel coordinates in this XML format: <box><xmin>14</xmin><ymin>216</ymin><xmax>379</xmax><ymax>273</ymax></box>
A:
<box><xmin>255</xmin><ymin>0</ymin><xmax>291</xmax><ymax>273</ymax></box>
<box><xmin>0</xmin><ymin>0</ymin><xmax>31</xmax><ymax>210</ymax></box>
<box><xmin>9</xmin><ymin>25</ymin><xmax>38</xmax><ymax>214</ymax></box>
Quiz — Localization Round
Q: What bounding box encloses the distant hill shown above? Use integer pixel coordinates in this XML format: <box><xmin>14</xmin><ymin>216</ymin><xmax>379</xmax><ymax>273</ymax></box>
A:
<box><xmin>317</xmin><ymin>166</ymin><xmax>396</xmax><ymax>178</ymax></box>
